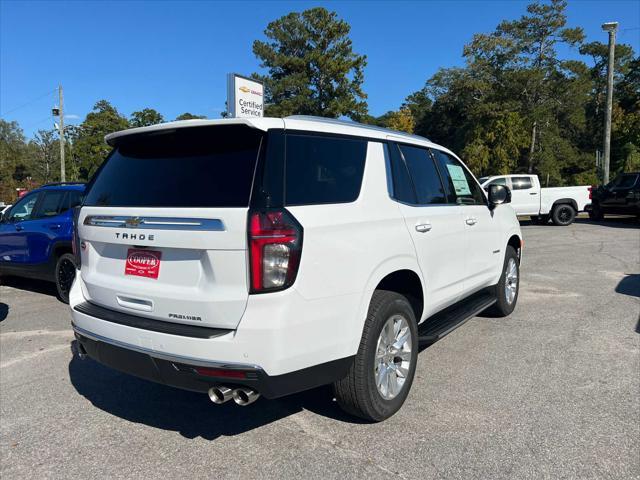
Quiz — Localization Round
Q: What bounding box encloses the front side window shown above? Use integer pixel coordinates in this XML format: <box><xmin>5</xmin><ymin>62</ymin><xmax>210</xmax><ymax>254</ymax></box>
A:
<box><xmin>398</xmin><ymin>144</ymin><xmax>446</xmax><ymax>205</ymax></box>
<box><xmin>84</xmin><ymin>126</ymin><xmax>263</xmax><ymax>207</ymax></box>
<box><xmin>7</xmin><ymin>193</ymin><xmax>39</xmax><ymax>222</ymax></box>
<box><xmin>432</xmin><ymin>150</ymin><xmax>486</xmax><ymax>205</ymax></box>
<box><xmin>285</xmin><ymin>134</ymin><xmax>367</xmax><ymax>206</ymax></box>
<box><xmin>511</xmin><ymin>177</ymin><xmax>533</xmax><ymax>190</ymax></box>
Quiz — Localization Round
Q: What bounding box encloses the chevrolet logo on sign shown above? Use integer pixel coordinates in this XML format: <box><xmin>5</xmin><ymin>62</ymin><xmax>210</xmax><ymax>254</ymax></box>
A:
<box><xmin>239</xmin><ymin>86</ymin><xmax>251</xmax><ymax>93</ymax></box>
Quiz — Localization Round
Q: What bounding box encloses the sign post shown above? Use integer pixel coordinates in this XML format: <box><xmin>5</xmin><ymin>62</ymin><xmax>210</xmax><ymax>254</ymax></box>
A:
<box><xmin>227</xmin><ymin>73</ymin><xmax>264</xmax><ymax>118</ymax></box>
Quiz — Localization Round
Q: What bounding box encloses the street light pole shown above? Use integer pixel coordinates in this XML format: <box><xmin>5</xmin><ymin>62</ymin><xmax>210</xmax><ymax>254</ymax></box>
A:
<box><xmin>601</xmin><ymin>22</ymin><xmax>618</xmax><ymax>185</ymax></box>
<box><xmin>57</xmin><ymin>84</ymin><xmax>66</xmax><ymax>182</ymax></box>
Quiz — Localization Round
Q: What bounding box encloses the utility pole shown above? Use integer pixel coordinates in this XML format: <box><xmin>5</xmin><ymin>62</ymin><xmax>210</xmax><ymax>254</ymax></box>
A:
<box><xmin>58</xmin><ymin>84</ymin><xmax>66</xmax><ymax>182</ymax></box>
<box><xmin>601</xmin><ymin>22</ymin><xmax>618</xmax><ymax>185</ymax></box>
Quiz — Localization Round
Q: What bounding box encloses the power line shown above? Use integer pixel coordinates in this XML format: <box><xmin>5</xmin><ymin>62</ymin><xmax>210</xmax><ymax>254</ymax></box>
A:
<box><xmin>0</xmin><ymin>88</ymin><xmax>57</xmax><ymax>118</ymax></box>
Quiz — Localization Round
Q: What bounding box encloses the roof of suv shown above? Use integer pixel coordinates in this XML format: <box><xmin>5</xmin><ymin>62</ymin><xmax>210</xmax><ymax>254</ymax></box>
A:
<box><xmin>104</xmin><ymin>116</ymin><xmax>443</xmax><ymax>151</ymax></box>
<box><xmin>34</xmin><ymin>182</ymin><xmax>85</xmax><ymax>192</ymax></box>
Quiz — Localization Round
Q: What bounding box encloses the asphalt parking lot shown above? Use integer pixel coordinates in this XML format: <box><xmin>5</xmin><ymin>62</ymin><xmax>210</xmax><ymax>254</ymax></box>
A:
<box><xmin>1</xmin><ymin>217</ymin><xmax>638</xmax><ymax>479</ymax></box>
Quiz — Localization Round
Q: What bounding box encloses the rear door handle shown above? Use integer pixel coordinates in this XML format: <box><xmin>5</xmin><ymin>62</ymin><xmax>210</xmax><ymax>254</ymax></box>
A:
<box><xmin>529</xmin><ymin>192</ymin><xmax>538</xmax><ymax>195</ymax></box>
<box><xmin>415</xmin><ymin>223</ymin><xmax>432</xmax><ymax>233</ymax></box>
<box><xmin>14</xmin><ymin>225</ymin><xmax>24</xmax><ymax>231</ymax></box>
<box><xmin>465</xmin><ymin>218</ymin><xmax>477</xmax><ymax>226</ymax></box>
<box><xmin>48</xmin><ymin>224</ymin><xmax>61</xmax><ymax>230</ymax></box>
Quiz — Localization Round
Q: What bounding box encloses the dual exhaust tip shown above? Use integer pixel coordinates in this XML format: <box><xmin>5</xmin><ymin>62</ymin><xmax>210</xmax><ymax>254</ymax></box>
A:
<box><xmin>208</xmin><ymin>386</ymin><xmax>260</xmax><ymax>406</ymax></box>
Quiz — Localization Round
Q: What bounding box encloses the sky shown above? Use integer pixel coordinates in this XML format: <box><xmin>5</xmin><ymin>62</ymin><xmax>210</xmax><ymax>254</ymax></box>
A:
<box><xmin>1</xmin><ymin>0</ymin><xmax>639</xmax><ymax>138</ymax></box>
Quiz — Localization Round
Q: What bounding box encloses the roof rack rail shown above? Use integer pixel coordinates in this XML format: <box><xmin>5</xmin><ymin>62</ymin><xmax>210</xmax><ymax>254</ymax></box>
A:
<box><xmin>40</xmin><ymin>182</ymin><xmax>86</xmax><ymax>187</ymax></box>
<box><xmin>284</xmin><ymin>115</ymin><xmax>431</xmax><ymax>142</ymax></box>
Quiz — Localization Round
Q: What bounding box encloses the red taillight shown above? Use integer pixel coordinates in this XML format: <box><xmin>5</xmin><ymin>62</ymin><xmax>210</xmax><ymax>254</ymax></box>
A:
<box><xmin>588</xmin><ymin>185</ymin><xmax>596</xmax><ymax>200</ymax></box>
<box><xmin>248</xmin><ymin>209</ymin><xmax>302</xmax><ymax>293</ymax></box>
<box><xmin>72</xmin><ymin>206</ymin><xmax>82</xmax><ymax>268</ymax></box>
<box><xmin>194</xmin><ymin>367</ymin><xmax>247</xmax><ymax>379</ymax></box>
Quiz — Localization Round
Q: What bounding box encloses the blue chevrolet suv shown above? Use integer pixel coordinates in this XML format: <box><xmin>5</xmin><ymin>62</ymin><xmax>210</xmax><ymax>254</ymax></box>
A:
<box><xmin>0</xmin><ymin>182</ymin><xmax>85</xmax><ymax>302</ymax></box>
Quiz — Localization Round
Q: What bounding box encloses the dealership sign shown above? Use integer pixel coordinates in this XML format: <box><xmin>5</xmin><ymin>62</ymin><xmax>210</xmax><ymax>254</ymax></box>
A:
<box><xmin>227</xmin><ymin>73</ymin><xmax>264</xmax><ymax>118</ymax></box>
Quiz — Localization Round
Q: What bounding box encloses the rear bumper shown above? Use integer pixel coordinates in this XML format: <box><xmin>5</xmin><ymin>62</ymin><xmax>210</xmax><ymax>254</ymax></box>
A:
<box><xmin>73</xmin><ymin>326</ymin><xmax>352</xmax><ymax>399</ymax></box>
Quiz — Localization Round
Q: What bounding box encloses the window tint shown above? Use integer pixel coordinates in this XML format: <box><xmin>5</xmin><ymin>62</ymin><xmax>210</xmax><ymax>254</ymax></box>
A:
<box><xmin>511</xmin><ymin>176</ymin><xmax>533</xmax><ymax>190</ymax></box>
<box><xmin>285</xmin><ymin>134</ymin><xmax>367</xmax><ymax>206</ymax></box>
<box><xmin>59</xmin><ymin>190</ymin><xmax>83</xmax><ymax>213</ymax></box>
<box><xmin>8</xmin><ymin>193</ymin><xmax>39</xmax><ymax>222</ymax></box>
<box><xmin>398</xmin><ymin>145</ymin><xmax>446</xmax><ymax>204</ymax></box>
<box><xmin>613</xmin><ymin>174</ymin><xmax>638</xmax><ymax>188</ymax></box>
<box><xmin>84</xmin><ymin>126</ymin><xmax>263</xmax><ymax>207</ymax></box>
<box><xmin>432</xmin><ymin>150</ymin><xmax>485</xmax><ymax>205</ymax></box>
<box><xmin>488</xmin><ymin>177</ymin><xmax>507</xmax><ymax>186</ymax></box>
<box><xmin>34</xmin><ymin>191</ymin><xmax>67</xmax><ymax>218</ymax></box>
<box><xmin>388</xmin><ymin>144</ymin><xmax>416</xmax><ymax>203</ymax></box>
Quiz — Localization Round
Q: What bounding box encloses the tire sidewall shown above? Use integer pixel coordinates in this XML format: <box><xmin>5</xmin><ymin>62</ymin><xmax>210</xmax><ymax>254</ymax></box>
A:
<box><xmin>553</xmin><ymin>204</ymin><xmax>576</xmax><ymax>226</ymax></box>
<box><xmin>495</xmin><ymin>246</ymin><xmax>519</xmax><ymax>316</ymax></box>
<box><xmin>55</xmin><ymin>253</ymin><xmax>76</xmax><ymax>304</ymax></box>
<box><xmin>364</xmin><ymin>295</ymin><xmax>418</xmax><ymax>421</ymax></box>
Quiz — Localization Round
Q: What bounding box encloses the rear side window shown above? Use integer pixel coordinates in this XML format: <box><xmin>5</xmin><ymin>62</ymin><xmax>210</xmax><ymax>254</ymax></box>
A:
<box><xmin>34</xmin><ymin>191</ymin><xmax>66</xmax><ymax>218</ymax></box>
<box><xmin>84</xmin><ymin>126</ymin><xmax>263</xmax><ymax>207</ymax></box>
<box><xmin>432</xmin><ymin>150</ymin><xmax>486</xmax><ymax>205</ymax></box>
<box><xmin>511</xmin><ymin>177</ymin><xmax>533</xmax><ymax>190</ymax></box>
<box><xmin>487</xmin><ymin>177</ymin><xmax>507</xmax><ymax>186</ymax></box>
<box><xmin>285</xmin><ymin>134</ymin><xmax>367</xmax><ymax>206</ymax></box>
<box><xmin>387</xmin><ymin>144</ymin><xmax>416</xmax><ymax>204</ymax></box>
<box><xmin>614</xmin><ymin>174</ymin><xmax>638</xmax><ymax>188</ymax></box>
<box><xmin>398</xmin><ymin>144</ymin><xmax>446</xmax><ymax>204</ymax></box>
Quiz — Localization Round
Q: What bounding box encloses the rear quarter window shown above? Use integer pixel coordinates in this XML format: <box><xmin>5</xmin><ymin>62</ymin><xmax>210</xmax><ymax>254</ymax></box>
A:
<box><xmin>285</xmin><ymin>134</ymin><xmax>367</xmax><ymax>206</ymax></box>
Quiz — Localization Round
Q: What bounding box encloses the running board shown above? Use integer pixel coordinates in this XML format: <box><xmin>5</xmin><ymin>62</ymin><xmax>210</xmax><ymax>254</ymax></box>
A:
<box><xmin>417</xmin><ymin>289</ymin><xmax>497</xmax><ymax>344</ymax></box>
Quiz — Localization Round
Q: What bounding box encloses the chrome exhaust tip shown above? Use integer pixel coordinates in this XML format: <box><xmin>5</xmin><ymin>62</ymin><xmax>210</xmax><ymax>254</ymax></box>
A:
<box><xmin>208</xmin><ymin>386</ymin><xmax>233</xmax><ymax>404</ymax></box>
<box><xmin>76</xmin><ymin>342</ymin><xmax>88</xmax><ymax>360</ymax></box>
<box><xmin>232</xmin><ymin>387</ymin><xmax>260</xmax><ymax>406</ymax></box>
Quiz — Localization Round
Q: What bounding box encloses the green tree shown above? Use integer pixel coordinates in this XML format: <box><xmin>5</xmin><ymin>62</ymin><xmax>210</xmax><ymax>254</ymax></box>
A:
<box><xmin>174</xmin><ymin>112</ymin><xmax>207</xmax><ymax>121</ymax></box>
<box><xmin>386</xmin><ymin>107</ymin><xmax>415</xmax><ymax>134</ymax></box>
<box><xmin>253</xmin><ymin>7</ymin><xmax>367</xmax><ymax>119</ymax></box>
<box><xmin>130</xmin><ymin>108</ymin><xmax>164</xmax><ymax>128</ymax></box>
<box><xmin>0</xmin><ymin>120</ymin><xmax>30</xmax><ymax>202</ymax></box>
<box><xmin>31</xmin><ymin>129</ymin><xmax>60</xmax><ymax>184</ymax></box>
<box><xmin>72</xmin><ymin>100</ymin><xmax>129</xmax><ymax>180</ymax></box>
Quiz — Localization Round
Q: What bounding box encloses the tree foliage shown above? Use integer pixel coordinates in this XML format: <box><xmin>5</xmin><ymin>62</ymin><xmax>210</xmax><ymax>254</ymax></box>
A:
<box><xmin>253</xmin><ymin>7</ymin><xmax>367</xmax><ymax>120</ymax></box>
<box><xmin>404</xmin><ymin>0</ymin><xmax>638</xmax><ymax>185</ymax></box>
<box><xmin>130</xmin><ymin>108</ymin><xmax>164</xmax><ymax>127</ymax></box>
<box><xmin>174</xmin><ymin>112</ymin><xmax>207</xmax><ymax>121</ymax></box>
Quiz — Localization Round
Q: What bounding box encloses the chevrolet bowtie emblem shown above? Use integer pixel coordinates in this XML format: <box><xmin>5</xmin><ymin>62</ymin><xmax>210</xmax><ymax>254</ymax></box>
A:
<box><xmin>125</xmin><ymin>217</ymin><xmax>142</xmax><ymax>228</ymax></box>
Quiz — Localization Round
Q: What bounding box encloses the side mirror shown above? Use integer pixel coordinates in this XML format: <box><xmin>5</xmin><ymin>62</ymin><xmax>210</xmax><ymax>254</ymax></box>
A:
<box><xmin>488</xmin><ymin>184</ymin><xmax>511</xmax><ymax>209</ymax></box>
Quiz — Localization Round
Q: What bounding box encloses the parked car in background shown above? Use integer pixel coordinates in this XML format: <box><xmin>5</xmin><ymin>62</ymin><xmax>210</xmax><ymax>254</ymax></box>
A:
<box><xmin>0</xmin><ymin>204</ymin><xmax>12</xmax><ymax>216</ymax></box>
<box><xmin>70</xmin><ymin>116</ymin><xmax>522</xmax><ymax>422</ymax></box>
<box><xmin>0</xmin><ymin>182</ymin><xmax>85</xmax><ymax>302</ymax></box>
<box><xmin>479</xmin><ymin>174</ymin><xmax>591</xmax><ymax>226</ymax></box>
<box><xmin>587</xmin><ymin>172</ymin><xmax>640</xmax><ymax>220</ymax></box>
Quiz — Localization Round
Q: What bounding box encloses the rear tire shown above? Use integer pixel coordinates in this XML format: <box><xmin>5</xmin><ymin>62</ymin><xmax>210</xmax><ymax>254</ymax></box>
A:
<box><xmin>551</xmin><ymin>204</ymin><xmax>576</xmax><ymax>226</ymax></box>
<box><xmin>55</xmin><ymin>253</ymin><xmax>76</xmax><ymax>304</ymax></box>
<box><xmin>333</xmin><ymin>290</ymin><xmax>418</xmax><ymax>422</ymax></box>
<box><xmin>488</xmin><ymin>246</ymin><xmax>519</xmax><ymax>317</ymax></box>
<box><xmin>589</xmin><ymin>204</ymin><xmax>604</xmax><ymax>221</ymax></box>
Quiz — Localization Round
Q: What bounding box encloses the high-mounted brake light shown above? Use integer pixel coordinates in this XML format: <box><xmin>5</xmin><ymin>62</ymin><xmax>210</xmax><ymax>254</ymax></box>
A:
<box><xmin>248</xmin><ymin>209</ymin><xmax>303</xmax><ymax>293</ymax></box>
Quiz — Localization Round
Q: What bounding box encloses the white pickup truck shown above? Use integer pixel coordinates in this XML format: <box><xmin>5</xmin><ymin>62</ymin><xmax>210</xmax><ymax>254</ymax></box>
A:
<box><xmin>479</xmin><ymin>174</ymin><xmax>591</xmax><ymax>226</ymax></box>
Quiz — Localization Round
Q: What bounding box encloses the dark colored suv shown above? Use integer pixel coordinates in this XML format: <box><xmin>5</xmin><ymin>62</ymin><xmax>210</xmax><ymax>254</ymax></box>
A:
<box><xmin>0</xmin><ymin>182</ymin><xmax>85</xmax><ymax>302</ymax></box>
<box><xmin>588</xmin><ymin>172</ymin><xmax>640</xmax><ymax>220</ymax></box>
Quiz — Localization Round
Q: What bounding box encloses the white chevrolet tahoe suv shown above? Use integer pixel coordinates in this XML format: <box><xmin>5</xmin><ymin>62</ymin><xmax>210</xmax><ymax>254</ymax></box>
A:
<box><xmin>69</xmin><ymin>116</ymin><xmax>522</xmax><ymax>421</ymax></box>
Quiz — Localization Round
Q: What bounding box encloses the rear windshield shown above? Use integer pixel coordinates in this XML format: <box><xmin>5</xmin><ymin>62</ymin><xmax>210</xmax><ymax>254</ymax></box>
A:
<box><xmin>84</xmin><ymin>126</ymin><xmax>263</xmax><ymax>208</ymax></box>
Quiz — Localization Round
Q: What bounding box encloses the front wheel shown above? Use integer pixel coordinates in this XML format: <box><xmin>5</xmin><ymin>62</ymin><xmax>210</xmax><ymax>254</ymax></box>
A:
<box><xmin>333</xmin><ymin>290</ymin><xmax>418</xmax><ymax>422</ymax></box>
<box><xmin>551</xmin><ymin>204</ymin><xmax>576</xmax><ymax>226</ymax></box>
<box><xmin>488</xmin><ymin>246</ymin><xmax>520</xmax><ymax>317</ymax></box>
<box><xmin>55</xmin><ymin>253</ymin><xmax>76</xmax><ymax>304</ymax></box>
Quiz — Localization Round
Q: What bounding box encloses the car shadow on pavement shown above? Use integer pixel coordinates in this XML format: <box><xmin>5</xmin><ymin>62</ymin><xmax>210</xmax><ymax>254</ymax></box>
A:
<box><xmin>0</xmin><ymin>303</ymin><xmax>8</xmax><ymax>322</ymax></box>
<box><xmin>0</xmin><ymin>276</ymin><xmax>59</xmax><ymax>298</ymax></box>
<box><xmin>68</xmin><ymin>342</ymin><xmax>365</xmax><ymax>440</ymax></box>
<box><xmin>616</xmin><ymin>274</ymin><xmax>640</xmax><ymax>299</ymax></box>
